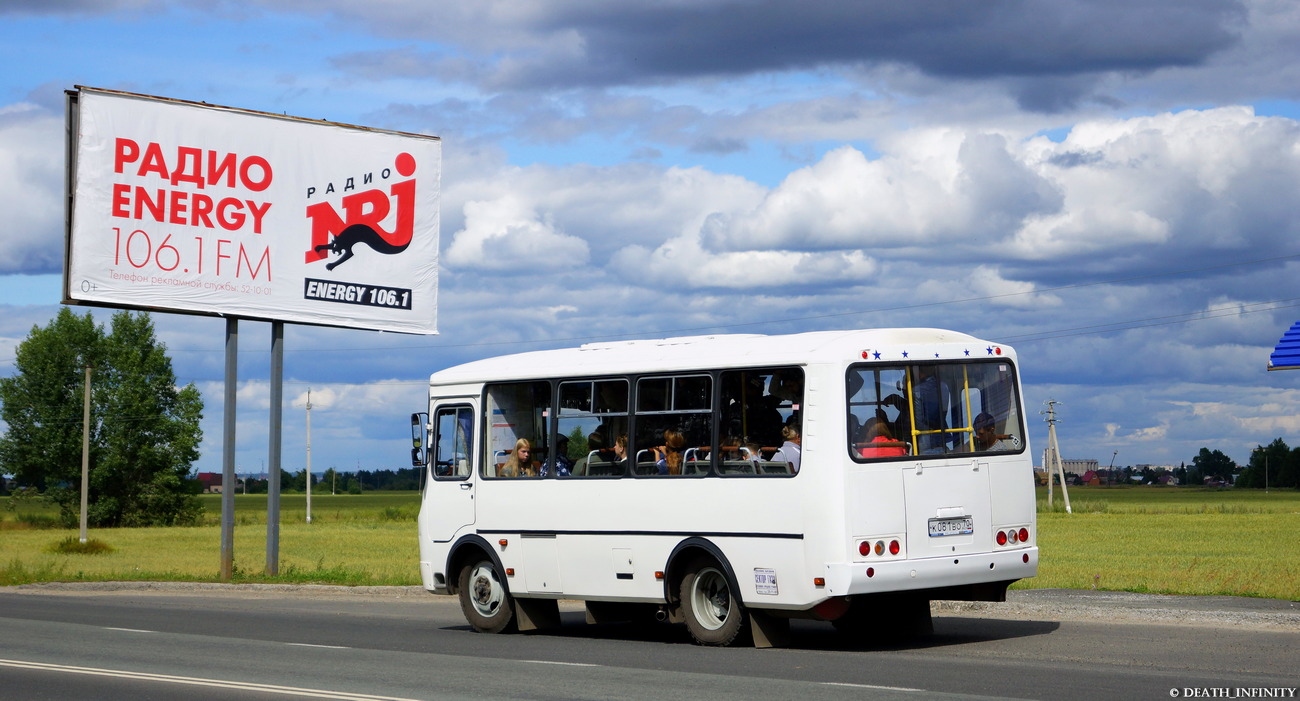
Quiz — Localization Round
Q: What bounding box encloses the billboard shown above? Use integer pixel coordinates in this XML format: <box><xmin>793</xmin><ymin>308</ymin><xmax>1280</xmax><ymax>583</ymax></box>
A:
<box><xmin>64</xmin><ymin>87</ymin><xmax>439</xmax><ymax>334</ymax></box>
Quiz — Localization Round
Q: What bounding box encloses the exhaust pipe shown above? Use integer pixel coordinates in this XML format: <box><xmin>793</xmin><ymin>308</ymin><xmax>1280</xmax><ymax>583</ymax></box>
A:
<box><xmin>655</xmin><ymin>606</ymin><xmax>668</xmax><ymax>622</ymax></box>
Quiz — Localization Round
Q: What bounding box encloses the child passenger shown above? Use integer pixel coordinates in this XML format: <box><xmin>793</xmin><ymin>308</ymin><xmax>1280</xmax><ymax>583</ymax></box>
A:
<box><xmin>499</xmin><ymin>438</ymin><xmax>537</xmax><ymax>478</ymax></box>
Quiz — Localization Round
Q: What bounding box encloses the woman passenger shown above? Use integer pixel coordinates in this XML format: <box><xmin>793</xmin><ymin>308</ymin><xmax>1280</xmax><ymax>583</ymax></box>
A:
<box><xmin>651</xmin><ymin>428</ymin><xmax>686</xmax><ymax>475</ymax></box>
<box><xmin>499</xmin><ymin>438</ymin><xmax>537</xmax><ymax>478</ymax></box>
<box><xmin>859</xmin><ymin>418</ymin><xmax>908</xmax><ymax>458</ymax></box>
<box><xmin>771</xmin><ymin>418</ymin><xmax>802</xmax><ymax>473</ymax></box>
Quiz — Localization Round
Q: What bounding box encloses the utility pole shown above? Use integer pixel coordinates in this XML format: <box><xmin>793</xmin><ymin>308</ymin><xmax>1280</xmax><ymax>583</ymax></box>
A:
<box><xmin>305</xmin><ymin>388</ymin><xmax>313</xmax><ymax>524</ymax></box>
<box><xmin>78</xmin><ymin>364</ymin><xmax>91</xmax><ymax>546</ymax></box>
<box><xmin>1042</xmin><ymin>399</ymin><xmax>1072</xmax><ymax>514</ymax></box>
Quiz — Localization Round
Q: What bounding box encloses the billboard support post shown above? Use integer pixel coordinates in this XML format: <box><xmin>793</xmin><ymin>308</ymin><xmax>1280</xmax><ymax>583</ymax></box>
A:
<box><xmin>266</xmin><ymin>321</ymin><xmax>283</xmax><ymax>574</ymax></box>
<box><xmin>220</xmin><ymin>317</ymin><xmax>238</xmax><ymax>580</ymax></box>
<box><xmin>79</xmin><ymin>365</ymin><xmax>92</xmax><ymax>544</ymax></box>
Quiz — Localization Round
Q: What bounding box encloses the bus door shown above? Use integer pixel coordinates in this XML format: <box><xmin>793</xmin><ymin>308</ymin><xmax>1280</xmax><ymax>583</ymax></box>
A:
<box><xmin>903</xmin><ymin>456</ymin><xmax>992</xmax><ymax>558</ymax></box>
<box><xmin>426</xmin><ymin>401</ymin><xmax>477</xmax><ymax>539</ymax></box>
<box><xmin>902</xmin><ymin>364</ymin><xmax>993</xmax><ymax>558</ymax></box>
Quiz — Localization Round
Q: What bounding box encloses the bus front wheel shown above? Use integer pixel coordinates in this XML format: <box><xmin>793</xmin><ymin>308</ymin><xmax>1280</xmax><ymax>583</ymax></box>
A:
<box><xmin>458</xmin><ymin>559</ymin><xmax>516</xmax><ymax>634</ymax></box>
<box><xmin>680</xmin><ymin>558</ymin><xmax>747</xmax><ymax>646</ymax></box>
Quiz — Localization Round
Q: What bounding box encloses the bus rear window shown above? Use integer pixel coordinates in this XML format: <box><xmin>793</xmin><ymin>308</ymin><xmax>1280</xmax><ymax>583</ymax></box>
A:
<box><xmin>847</xmin><ymin>361</ymin><xmax>1023</xmax><ymax>460</ymax></box>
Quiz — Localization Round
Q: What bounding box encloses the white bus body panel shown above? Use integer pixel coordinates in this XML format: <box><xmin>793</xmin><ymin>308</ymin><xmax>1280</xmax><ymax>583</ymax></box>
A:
<box><xmin>417</xmin><ymin>329</ymin><xmax>1037</xmax><ymax>612</ymax></box>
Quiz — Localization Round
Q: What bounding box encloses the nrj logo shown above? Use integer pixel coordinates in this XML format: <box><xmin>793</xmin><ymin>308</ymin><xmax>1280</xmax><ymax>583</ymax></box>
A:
<box><xmin>304</xmin><ymin>153</ymin><xmax>417</xmax><ymax>271</ymax></box>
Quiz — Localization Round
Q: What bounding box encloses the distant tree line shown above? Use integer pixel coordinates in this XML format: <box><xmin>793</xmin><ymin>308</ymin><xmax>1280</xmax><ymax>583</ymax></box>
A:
<box><xmin>1169</xmin><ymin>440</ymin><xmax>1299</xmax><ymax>489</ymax></box>
<box><xmin>238</xmin><ymin>467</ymin><xmax>422</xmax><ymax>494</ymax></box>
<box><xmin>1237</xmin><ymin>438</ymin><xmax>1300</xmax><ymax>489</ymax></box>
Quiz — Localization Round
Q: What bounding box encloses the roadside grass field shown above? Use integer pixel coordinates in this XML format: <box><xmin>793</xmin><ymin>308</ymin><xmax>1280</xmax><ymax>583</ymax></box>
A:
<box><xmin>0</xmin><ymin>493</ymin><xmax>421</xmax><ymax>587</ymax></box>
<box><xmin>1026</xmin><ymin>486</ymin><xmax>1300</xmax><ymax>600</ymax></box>
<box><xmin>2</xmin><ymin>487</ymin><xmax>1297</xmax><ymax>600</ymax></box>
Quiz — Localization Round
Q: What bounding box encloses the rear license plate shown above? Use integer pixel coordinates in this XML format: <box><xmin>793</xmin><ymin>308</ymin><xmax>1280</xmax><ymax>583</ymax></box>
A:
<box><xmin>928</xmin><ymin>516</ymin><xmax>974</xmax><ymax>537</ymax></box>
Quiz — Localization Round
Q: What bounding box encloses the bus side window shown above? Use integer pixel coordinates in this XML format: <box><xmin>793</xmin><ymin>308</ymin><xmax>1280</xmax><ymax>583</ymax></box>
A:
<box><xmin>483</xmin><ymin>381</ymin><xmax>550</xmax><ymax>479</ymax></box>
<box><xmin>432</xmin><ymin>405</ymin><xmax>474</xmax><ymax>480</ymax></box>
<box><xmin>634</xmin><ymin>374</ymin><xmax>712</xmax><ymax>477</ymax></box>
<box><xmin>559</xmin><ymin>379</ymin><xmax>629</xmax><ymax>478</ymax></box>
<box><xmin>718</xmin><ymin>367</ymin><xmax>802</xmax><ymax>476</ymax></box>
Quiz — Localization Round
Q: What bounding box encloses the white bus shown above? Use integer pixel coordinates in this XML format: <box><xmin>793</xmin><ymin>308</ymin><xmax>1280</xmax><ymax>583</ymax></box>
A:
<box><xmin>411</xmin><ymin>328</ymin><xmax>1037</xmax><ymax>647</ymax></box>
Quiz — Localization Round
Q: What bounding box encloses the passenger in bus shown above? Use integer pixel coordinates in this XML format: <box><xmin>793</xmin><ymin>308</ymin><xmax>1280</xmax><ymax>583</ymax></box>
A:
<box><xmin>613</xmin><ymin>434</ymin><xmax>629</xmax><ymax>467</ymax></box>
<box><xmin>772</xmin><ymin>369</ymin><xmax>804</xmax><ymax>406</ymax></box>
<box><xmin>541</xmin><ymin>435</ymin><xmax>572</xmax><ymax>477</ymax></box>
<box><xmin>770</xmin><ymin>418</ymin><xmax>802</xmax><ymax>473</ymax></box>
<box><xmin>745</xmin><ymin>441</ymin><xmax>764</xmax><ymax>465</ymax></box>
<box><xmin>912</xmin><ymin>365</ymin><xmax>952</xmax><ymax>453</ymax></box>
<box><xmin>974</xmin><ymin>412</ymin><xmax>1015</xmax><ymax>451</ymax></box>
<box><xmin>719</xmin><ymin>436</ymin><xmax>744</xmax><ymax>461</ymax></box>
<box><xmin>650</xmin><ymin>428</ymin><xmax>686</xmax><ymax>475</ymax></box>
<box><xmin>743</xmin><ymin>375</ymin><xmax>784</xmax><ymax>445</ymax></box>
<box><xmin>882</xmin><ymin>392</ymin><xmax>911</xmax><ymax>446</ymax></box>
<box><xmin>499</xmin><ymin>438</ymin><xmax>537</xmax><ymax>478</ymax></box>
<box><xmin>859</xmin><ymin>418</ymin><xmax>908</xmax><ymax>458</ymax></box>
<box><xmin>573</xmin><ymin>431</ymin><xmax>604</xmax><ymax>476</ymax></box>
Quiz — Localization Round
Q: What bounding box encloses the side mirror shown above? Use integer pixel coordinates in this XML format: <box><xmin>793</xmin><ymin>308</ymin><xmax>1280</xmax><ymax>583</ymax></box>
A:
<box><xmin>410</xmin><ymin>412</ymin><xmax>428</xmax><ymax>466</ymax></box>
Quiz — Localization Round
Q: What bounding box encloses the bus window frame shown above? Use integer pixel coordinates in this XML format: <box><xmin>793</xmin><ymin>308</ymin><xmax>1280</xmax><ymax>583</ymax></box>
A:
<box><xmin>430</xmin><ymin>403</ymin><xmax>475</xmax><ymax>481</ymax></box>
<box><xmin>552</xmin><ymin>377</ymin><xmax>631</xmax><ymax>479</ymax></box>
<box><xmin>473</xmin><ymin>366</ymin><xmax>807</xmax><ymax>481</ymax></box>
<box><xmin>846</xmin><ymin>359</ymin><xmax>1025</xmax><ymax>463</ymax></box>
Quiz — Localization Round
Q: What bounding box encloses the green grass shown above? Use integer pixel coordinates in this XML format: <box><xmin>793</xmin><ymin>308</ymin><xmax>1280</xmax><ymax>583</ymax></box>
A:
<box><xmin>1019</xmin><ymin>485</ymin><xmax>1300</xmax><ymax>600</ymax></box>
<box><xmin>2</xmin><ymin>487</ymin><xmax>1297</xmax><ymax>600</ymax></box>
<box><xmin>0</xmin><ymin>493</ymin><xmax>421</xmax><ymax>587</ymax></box>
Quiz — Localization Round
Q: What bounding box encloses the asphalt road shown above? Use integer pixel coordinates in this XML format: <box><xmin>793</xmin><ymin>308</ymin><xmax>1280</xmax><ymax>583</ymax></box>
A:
<box><xmin>0</xmin><ymin>584</ymin><xmax>1295</xmax><ymax>700</ymax></box>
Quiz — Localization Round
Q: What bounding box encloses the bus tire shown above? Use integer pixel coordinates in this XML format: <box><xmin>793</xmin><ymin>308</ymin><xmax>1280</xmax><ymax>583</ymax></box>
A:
<box><xmin>458</xmin><ymin>558</ymin><xmax>517</xmax><ymax>634</ymax></box>
<box><xmin>680</xmin><ymin>557</ymin><xmax>747</xmax><ymax>646</ymax></box>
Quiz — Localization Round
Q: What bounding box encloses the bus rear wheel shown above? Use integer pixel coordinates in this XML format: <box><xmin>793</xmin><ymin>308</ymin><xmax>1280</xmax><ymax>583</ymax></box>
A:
<box><xmin>680</xmin><ymin>558</ymin><xmax>747</xmax><ymax>646</ymax></box>
<box><xmin>458</xmin><ymin>558</ymin><xmax>516</xmax><ymax>634</ymax></box>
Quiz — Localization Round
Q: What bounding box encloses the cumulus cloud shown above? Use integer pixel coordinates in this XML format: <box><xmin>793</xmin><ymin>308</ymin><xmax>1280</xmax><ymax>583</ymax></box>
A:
<box><xmin>444</xmin><ymin>194</ymin><xmax>590</xmax><ymax>270</ymax></box>
<box><xmin>0</xmin><ymin>105</ymin><xmax>65</xmax><ymax>274</ymax></box>
<box><xmin>965</xmin><ymin>266</ymin><xmax>1062</xmax><ymax>310</ymax></box>
<box><xmin>439</xmin><ymin>161</ymin><xmax>765</xmax><ymax>270</ymax></box>
<box><xmin>693</xmin><ymin>107</ymin><xmax>1300</xmax><ymax>289</ymax></box>
<box><xmin>611</xmin><ymin>234</ymin><xmax>879</xmax><ymax>291</ymax></box>
<box><xmin>1013</xmin><ymin>107</ymin><xmax>1300</xmax><ymax>262</ymax></box>
<box><xmin>700</xmin><ymin>133</ymin><xmax>1060</xmax><ymax>253</ymax></box>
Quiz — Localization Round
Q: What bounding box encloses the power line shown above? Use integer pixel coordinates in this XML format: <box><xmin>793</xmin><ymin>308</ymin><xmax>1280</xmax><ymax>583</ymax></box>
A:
<box><xmin>997</xmin><ymin>298</ymin><xmax>1300</xmax><ymax>344</ymax></box>
<box><xmin>1</xmin><ymin>252</ymin><xmax>1298</xmax><ymax>366</ymax></box>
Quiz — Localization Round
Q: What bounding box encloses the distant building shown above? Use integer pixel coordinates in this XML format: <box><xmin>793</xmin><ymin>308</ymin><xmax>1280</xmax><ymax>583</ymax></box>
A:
<box><xmin>1062</xmin><ymin>459</ymin><xmax>1099</xmax><ymax>476</ymax></box>
<box><xmin>196</xmin><ymin>472</ymin><xmax>223</xmax><ymax>493</ymax></box>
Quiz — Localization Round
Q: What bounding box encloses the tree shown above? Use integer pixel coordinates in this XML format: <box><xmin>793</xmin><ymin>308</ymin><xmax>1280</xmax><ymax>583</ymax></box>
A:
<box><xmin>1238</xmin><ymin>439</ymin><xmax>1298</xmax><ymax>489</ymax></box>
<box><xmin>0</xmin><ymin>309</ymin><xmax>204</xmax><ymax>526</ymax></box>
<box><xmin>1190</xmin><ymin>448</ymin><xmax>1234</xmax><ymax>486</ymax></box>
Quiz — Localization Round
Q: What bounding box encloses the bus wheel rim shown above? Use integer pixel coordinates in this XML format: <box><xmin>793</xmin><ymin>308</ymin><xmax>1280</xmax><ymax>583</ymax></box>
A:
<box><xmin>690</xmin><ymin>567</ymin><xmax>730</xmax><ymax>630</ymax></box>
<box><xmin>470</xmin><ymin>564</ymin><xmax>503</xmax><ymax>617</ymax></box>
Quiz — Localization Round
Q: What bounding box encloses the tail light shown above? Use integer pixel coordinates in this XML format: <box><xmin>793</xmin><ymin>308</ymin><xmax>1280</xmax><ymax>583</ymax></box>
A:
<box><xmin>995</xmin><ymin>527</ymin><xmax>1031</xmax><ymax>547</ymax></box>
<box><xmin>857</xmin><ymin>537</ymin><xmax>903</xmax><ymax>559</ymax></box>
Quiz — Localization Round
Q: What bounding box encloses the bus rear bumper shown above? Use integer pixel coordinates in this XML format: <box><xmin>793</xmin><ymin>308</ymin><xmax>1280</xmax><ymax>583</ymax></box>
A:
<box><xmin>824</xmin><ymin>546</ymin><xmax>1038</xmax><ymax>599</ymax></box>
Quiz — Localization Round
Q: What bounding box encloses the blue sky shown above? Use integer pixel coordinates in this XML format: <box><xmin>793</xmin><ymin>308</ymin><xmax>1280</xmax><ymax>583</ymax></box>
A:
<box><xmin>3</xmin><ymin>0</ymin><xmax>1300</xmax><ymax>478</ymax></box>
